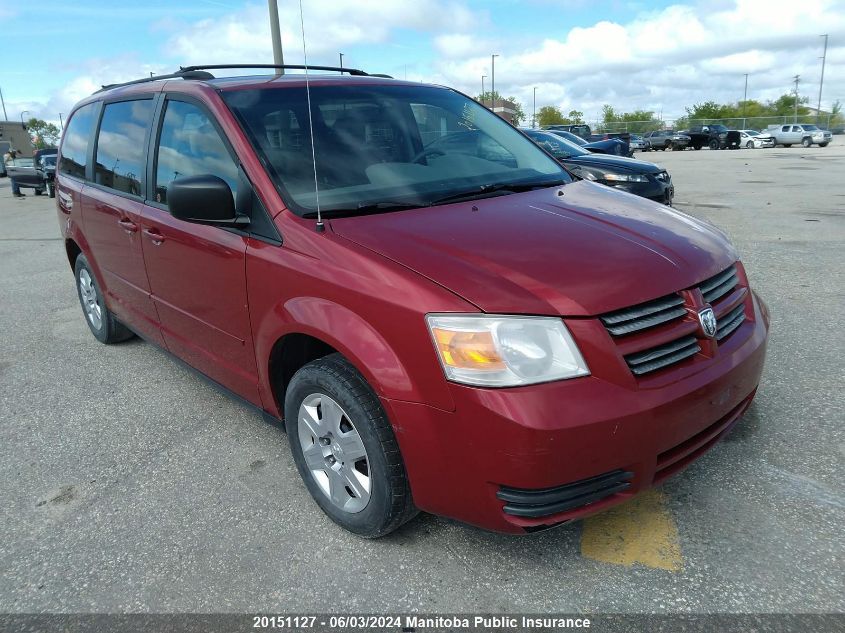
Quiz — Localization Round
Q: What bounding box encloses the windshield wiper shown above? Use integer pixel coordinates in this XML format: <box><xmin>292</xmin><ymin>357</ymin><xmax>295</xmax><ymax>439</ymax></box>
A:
<box><xmin>303</xmin><ymin>200</ymin><xmax>423</xmax><ymax>218</ymax></box>
<box><xmin>427</xmin><ymin>179</ymin><xmax>569</xmax><ymax>207</ymax></box>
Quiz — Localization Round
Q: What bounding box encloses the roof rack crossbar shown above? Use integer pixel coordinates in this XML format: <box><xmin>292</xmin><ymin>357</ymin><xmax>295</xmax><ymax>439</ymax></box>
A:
<box><xmin>97</xmin><ymin>70</ymin><xmax>214</xmax><ymax>93</ymax></box>
<box><xmin>178</xmin><ymin>64</ymin><xmax>370</xmax><ymax>76</ymax></box>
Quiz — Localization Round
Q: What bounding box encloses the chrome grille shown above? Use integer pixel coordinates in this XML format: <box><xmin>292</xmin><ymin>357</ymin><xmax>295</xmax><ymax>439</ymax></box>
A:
<box><xmin>698</xmin><ymin>265</ymin><xmax>739</xmax><ymax>304</ymax></box>
<box><xmin>599</xmin><ymin>294</ymin><xmax>685</xmax><ymax>336</ymax></box>
<box><xmin>624</xmin><ymin>336</ymin><xmax>700</xmax><ymax>375</ymax></box>
<box><xmin>717</xmin><ymin>303</ymin><xmax>745</xmax><ymax>341</ymax></box>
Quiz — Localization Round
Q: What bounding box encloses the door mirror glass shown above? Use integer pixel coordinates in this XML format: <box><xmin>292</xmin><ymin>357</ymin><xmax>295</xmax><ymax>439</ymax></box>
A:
<box><xmin>167</xmin><ymin>175</ymin><xmax>247</xmax><ymax>226</ymax></box>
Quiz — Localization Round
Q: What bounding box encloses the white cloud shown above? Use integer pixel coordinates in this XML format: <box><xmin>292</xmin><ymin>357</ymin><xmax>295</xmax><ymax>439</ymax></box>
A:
<box><xmin>432</xmin><ymin>0</ymin><xmax>845</xmax><ymax>122</ymax></box>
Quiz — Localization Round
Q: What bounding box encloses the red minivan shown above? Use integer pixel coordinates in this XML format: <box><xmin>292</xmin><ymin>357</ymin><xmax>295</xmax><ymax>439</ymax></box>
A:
<box><xmin>56</xmin><ymin>65</ymin><xmax>769</xmax><ymax>536</ymax></box>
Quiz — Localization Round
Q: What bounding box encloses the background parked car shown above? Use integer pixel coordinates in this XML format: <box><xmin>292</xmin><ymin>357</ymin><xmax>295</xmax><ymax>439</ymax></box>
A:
<box><xmin>629</xmin><ymin>134</ymin><xmax>646</xmax><ymax>151</ymax></box>
<box><xmin>644</xmin><ymin>130</ymin><xmax>690</xmax><ymax>151</ymax></box>
<box><xmin>765</xmin><ymin>124</ymin><xmax>832</xmax><ymax>147</ymax></box>
<box><xmin>4</xmin><ymin>157</ymin><xmax>48</xmax><ymax>195</ymax></box>
<box><xmin>738</xmin><ymin>130</ymin><xmax>774</xmax><ymax>149</ymax></box>
<box><xmin>682</xmin><ymin>124</ymin><xmax>741</xmax><ymax>150</ymax></box>
<box><xmin>523</xmin><ymin>129</ymin><xmax>674</xmax><ymax>204</ymax></box>
<box><xmin>544</xmin><ymin>129</ymin><xmax>631</xmax><ymax>157</ymax></box>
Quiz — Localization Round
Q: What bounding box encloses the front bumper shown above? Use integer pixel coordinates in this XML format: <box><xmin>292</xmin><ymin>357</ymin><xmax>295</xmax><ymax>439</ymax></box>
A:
<box><xmin>605</xmin><ymin>177</ymin><xmax>673</xmax><ymax>204</ymax></box>
<box><xmin>385</xmin><ymin>292</ymin><xmax>769</xmax><ymax>534</ymax></box>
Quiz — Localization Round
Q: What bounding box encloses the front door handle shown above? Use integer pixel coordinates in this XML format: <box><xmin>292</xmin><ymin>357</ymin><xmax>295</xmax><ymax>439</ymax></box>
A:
<box><xmin>143</xmin><ymin>227</ymin><xmax>165</xmax><ymax>245</ymax></box>
<box><xmin>118</xmin><ymin>218</ymin><xmax>138</xmax><ymax>234</ymax></box>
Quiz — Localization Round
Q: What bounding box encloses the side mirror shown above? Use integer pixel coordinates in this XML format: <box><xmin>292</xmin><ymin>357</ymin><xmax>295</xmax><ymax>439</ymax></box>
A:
<box><xmin>167</xmin><ymin>175</ymin><xmax>249</xmax><ymax>227</ymax></box>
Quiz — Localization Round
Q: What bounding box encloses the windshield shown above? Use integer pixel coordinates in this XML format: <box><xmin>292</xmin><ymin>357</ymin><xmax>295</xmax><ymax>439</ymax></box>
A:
<box><xmin>802</xmin><ymin>124</ymin><xmax>818</xmax><ymax>130</ymax></box>
<box><xmin>224</xmin><ymin>83</ymin><xmax>568</xmax><ymax>214</ymax></box>
<box><xmin>523</xmin><ymin>130</ymin><xmax>589</xmax><ymax>158</ymax></box>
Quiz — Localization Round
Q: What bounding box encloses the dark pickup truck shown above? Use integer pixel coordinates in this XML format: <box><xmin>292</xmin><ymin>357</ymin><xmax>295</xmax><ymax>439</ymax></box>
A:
<box><xmin>682</xmin><ymin>124</ymin><xmax>741</xmax><ymax>150</ymax></box>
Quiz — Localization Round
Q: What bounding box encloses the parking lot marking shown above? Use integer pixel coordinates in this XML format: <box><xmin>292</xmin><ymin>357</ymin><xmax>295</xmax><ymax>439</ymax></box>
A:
<box><xmin>580</xmin><ymin>490</ymin><xmax>682</xmax><ymax>571</ymax></box>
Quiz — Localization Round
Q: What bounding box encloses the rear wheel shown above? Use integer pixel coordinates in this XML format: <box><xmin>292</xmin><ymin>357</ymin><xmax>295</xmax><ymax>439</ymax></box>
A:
<box><xmin>783</xmin><ymin>143</ymin><xmax>792</xmax><ymax>148</ymax></box>
<box><xmin>708</xmin><ymin>139</ymin><xmax>719</xmax><ymax>150</ymax></box>
<box><xmin>47</xmin><ymin>183</ymin><xmax>55</xmax><ymax>198</ymax></box>
<box><xmin>34</xmin><ymin>189</ymin><xmax>43</xmax><ymax>196</ymax></box>
<box><xmin>74</xmin><ymin>254</ymin><xmax>134</xmax><ymax>344</ymax></box>
<box><xmin>285</xmin><ymin>354</ymin><xmax>417</xmax><ymax>538</ymax></box>
<box><xmin>819</xmin><ymin>142</ymin><xmax>829</xmax><ymax>147</ymax></box>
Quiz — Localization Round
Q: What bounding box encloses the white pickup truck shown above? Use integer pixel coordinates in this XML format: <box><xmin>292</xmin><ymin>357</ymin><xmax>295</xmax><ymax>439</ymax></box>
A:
<box><xmin>766</xmin><ymin>124</ymin><xmax>832</xmax><ymax>148</ymax></box>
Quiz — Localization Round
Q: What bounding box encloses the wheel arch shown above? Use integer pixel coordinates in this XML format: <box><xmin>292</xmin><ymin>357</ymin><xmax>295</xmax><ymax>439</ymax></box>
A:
<box><xmin>257</xmin><ymin>297</ymin><xmax>454</xmax><ymax>419</ymax></box>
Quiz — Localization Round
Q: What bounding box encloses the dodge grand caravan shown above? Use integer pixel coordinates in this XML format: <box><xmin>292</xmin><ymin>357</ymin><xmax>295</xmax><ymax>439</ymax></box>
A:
<box><xmin>56</xmin><ymin>65</ymin><xmax>769</xmax><ymax>537</ymax></box>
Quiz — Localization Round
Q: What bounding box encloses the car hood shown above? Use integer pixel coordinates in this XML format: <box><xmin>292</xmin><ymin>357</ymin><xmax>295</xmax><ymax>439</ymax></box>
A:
<box><xmin>564</xmin><ymin>153</ymin><xmax>663</xmax><ymax>173</ymax></box>
<box><xmin>330</xmin><ymin>181</ymin><xmax>737</xmax><ymax>316</ymax></box>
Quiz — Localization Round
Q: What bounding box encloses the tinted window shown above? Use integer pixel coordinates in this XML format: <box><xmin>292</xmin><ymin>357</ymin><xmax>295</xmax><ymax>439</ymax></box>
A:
<box><xmin>94</xmin><ymin>100</ymin><xmax>153</xmax><ymax>195</ymax></box>
<box><xmin>154</xmin><ymin>100</ymin><xmax>238</xmax><ymax>205</ymax></box>
<box><xmin>60</xmin><ymin>103</ymin><xmax>96</xmax><ymax>179</ymax></box>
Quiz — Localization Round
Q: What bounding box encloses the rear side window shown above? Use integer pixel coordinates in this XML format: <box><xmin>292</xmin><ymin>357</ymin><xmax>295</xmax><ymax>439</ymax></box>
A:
<box><xmin>60</xmin><ymin>104</ymin><xmax>96</xmax><ymax>179</ymax></box>
<box><xmin>154</xmin><ymin>100</ymin><xmax>238</xmax><ymax>205</ymax></box>
<box><xmin>94</xmin><ymin>99</ymin><xmax>154</xmax><ymax>196</ymax></box>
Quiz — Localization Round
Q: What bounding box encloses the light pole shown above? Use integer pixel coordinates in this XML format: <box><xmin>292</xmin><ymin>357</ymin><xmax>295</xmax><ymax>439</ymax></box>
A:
<box><xmin>267</xmin><ymin>0</ymin><xmax>284</xmax><ymax>76</ymax></box>
<box><xmin>817</xmin><ymin>34</ymin><xmax>828</xmax><ymax>124</ymax></box>
<box><xmin>20</xmin><ymin>110</ymin><xmax>29</xmax><ymax>128</ymax></box>
<box><xmin>742</xmin><ymin>73</ymin><xmax>748</xmax><ymax>128</ymax></box>
<box><xmin>491</xmin><ymin>54</ymin><xmax>499</xmax><ymax>113</ymax></box>
<box><xmin>793</xmin><ymin>75</ymin><xmax>800</xmax><ymax>122</ymax></box>
<box><xmin>59</xmin><ymin>113</ymin><xmax>63</xmax><ymax>129</ymax></box>
<box><xmin>339</xmin><ymin>52</ymin><xmax>344</xmax><ymax>70</ymax></box>
<box><xmin>533</xmin><ymin>87</ymin><xmax>537</xmax><ymax>128</ymax></box>
<box><xmin>481</xmin><ymin>75</ymin><xmax>486</xmax><ymax>103</ymax></box>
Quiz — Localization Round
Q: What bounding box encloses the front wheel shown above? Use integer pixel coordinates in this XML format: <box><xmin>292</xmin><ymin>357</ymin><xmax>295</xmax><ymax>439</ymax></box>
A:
<box><xmin>74</xmin><ymin>254</ymin><xmax>134</xmax><ymax>344</ymax></box>
<box><xmin>801</xmin><ymin>137</ymin><xmax>812</xmax><ymax>148</ymax></box>
<box><xmin>819</xmin><ymin>142</ymin><xmax>829</xmax><ymax>147</ymax></box>
<box><xmin>285</xmin><ymin>354</ymin><xmax>417</xmax><ymax>538</ymax></box>
<box><xmin>746</xmin><ymin>141</ymin><xmax>754</xmax><ymax>149</ymax></box>
<box><xmin>709</xmin><ymin>139</ymin><xmax>719</xmax><ymax>150</ymax></box>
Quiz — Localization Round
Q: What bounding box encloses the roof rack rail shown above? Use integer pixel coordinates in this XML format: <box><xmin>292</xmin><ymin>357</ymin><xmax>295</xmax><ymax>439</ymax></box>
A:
<box><xmin>96</xmin><ymin>63</ymin><xmax>383</xmax><ymax>94</ymax></box>
<box><xmin>97</xmin><ymin>69</ymin><xmax>214</xmax><ymax>93</ymax></box>
<box><xmin>178</xmin><ymin>64</ymin><xmax>371</xmax><ymax>76</ymax></box>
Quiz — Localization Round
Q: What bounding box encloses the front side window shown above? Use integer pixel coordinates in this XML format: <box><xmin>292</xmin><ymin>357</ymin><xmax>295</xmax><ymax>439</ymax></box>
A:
<box><xmin>60</xmin><ymin>103</ymin><xmax>96</xmax><ymax>179</ymax></box>
<box><xmin>224</xmin><ymin>84</ymin><xmax>567</xmax><ymax>215</ymax></box>
<box><xmin>94</xmin><ymin>99</ymin><xmax>154</xmax><ymax>196</ymax></box>
<box><xmin>154</xmin><ymin>100</ymin><xmax>239</xmax><ymax>205</ymax></box>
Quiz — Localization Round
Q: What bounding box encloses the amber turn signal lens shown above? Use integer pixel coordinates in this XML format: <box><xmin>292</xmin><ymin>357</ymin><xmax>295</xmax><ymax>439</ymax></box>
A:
<box><xmin>432</xmin><ymin>328</ymin><xmax>506</xmax><ymax>370</ymax></box>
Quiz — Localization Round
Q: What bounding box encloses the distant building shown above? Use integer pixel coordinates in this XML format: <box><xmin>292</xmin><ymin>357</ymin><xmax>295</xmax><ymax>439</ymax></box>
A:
<box><xmin>477</xmin><ymin>98</ymin><xmax>519</xmax><ymax>125</ymax></box>
<box><xmin>0</xmin><ymin>121</ymin><xmax>35</xmax><ymax>157</ymax></box>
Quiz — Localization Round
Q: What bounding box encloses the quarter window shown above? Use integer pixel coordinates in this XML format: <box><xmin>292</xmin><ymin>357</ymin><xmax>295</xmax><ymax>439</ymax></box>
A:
<box><xmin>59</xmin><ymin>103</ymin><xmax>96</xmax><ymax>179</ymax></box>
<box><xmin>154</xmin><ymin>100</ymin><xmax>238</xmax><ymax>205</ymax></box>
<box><xmin>94</xmin><ymin>99</ymin><xmax>154</xmax><ymax>196</ymax></box>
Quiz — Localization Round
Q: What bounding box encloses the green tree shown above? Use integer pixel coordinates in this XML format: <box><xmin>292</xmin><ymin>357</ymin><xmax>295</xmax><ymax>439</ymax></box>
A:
<box><xmin>537</xmin><ymin>105</ymin><xmax>567</xmax><ymax>127</ymax></box>
<box><xmin>830</xmin><ymin>100</ymin><xmax>843</xmax><ymax>128</ymax></box>
<box><xmin>24</xmin><ymin>117</ymin><xmax>60</xmax><ymax>149</ymax></box>
<box><xmin>567</xmin><ymin>110</ymin><xmax>584</xmax><ymax>123</ymax></box>
<box><xmin>475</xmin><ymin>91</ymin><xmax>526</xmax><ymax>125</ymax></box>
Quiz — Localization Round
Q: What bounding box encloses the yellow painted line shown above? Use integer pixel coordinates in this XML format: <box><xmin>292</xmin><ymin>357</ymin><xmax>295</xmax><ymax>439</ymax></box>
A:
<box><xmin>580</xmin><ymin>489</ymin><xmax>683</xmax><ymax>572</ymax></box>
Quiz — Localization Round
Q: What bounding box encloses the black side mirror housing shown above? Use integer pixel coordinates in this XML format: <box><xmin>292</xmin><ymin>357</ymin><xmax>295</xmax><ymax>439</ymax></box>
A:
<box><xmin>167</xmin><ymin>175</ymin><xmax>249</xmax><ymax>227</ymax></box>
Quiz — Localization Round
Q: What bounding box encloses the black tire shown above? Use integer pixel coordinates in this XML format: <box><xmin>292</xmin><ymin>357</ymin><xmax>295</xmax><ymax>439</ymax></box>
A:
<box><xmin>801</xmin><ymin>137</ymin><xmax>811</xmax><ymax>148</ymax></box>
<box><xmin>783</xmin><ymin>144</ymin><xmax>792</xmax><ymax>148</ymax></box>
<box><xmin>819</xmin><ymin>142</ymin><xmax>829</xmax><ymax>147</ymax></box>
<box><xmin>73</xmin><ymin>254</ymin><xmax>134</xmax><ymax>344</ymax></box>
<box><xmin>708</xmin><ymin>139</ymin><xmax>719</xmax><ymax>150</ymax></box>
<box><xmin>47</xmin><ymin>183</ymin><xmax>55</xmax><ymax>198</ymax></box>
<box><xmin>746</xmin><ymin>141</ymin><xmax>754</xmax><ymax>149</ymax></box>
<box><xmin>34</xmin><ymin>189</ymin><xmax>43</xmax><ymax>196</ymax></box>
<box><xmin>285</xmin><ymin>353</ymin><xmax>417</xmax><ymax>538</ymax></box>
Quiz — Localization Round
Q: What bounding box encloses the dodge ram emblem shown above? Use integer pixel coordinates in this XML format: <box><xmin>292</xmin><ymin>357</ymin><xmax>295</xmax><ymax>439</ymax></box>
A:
<box><xmin>698</xmin><ymin>307</ymin><xmax>717</xmax><ymax>339</ymax></box>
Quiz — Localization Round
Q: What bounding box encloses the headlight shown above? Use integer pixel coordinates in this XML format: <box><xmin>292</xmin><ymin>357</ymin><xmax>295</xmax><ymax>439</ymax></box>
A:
<box><xmin>426</xmin><ymin>314</ymin><xmax>589</xmax><ymax>387</ymax></box>
<box><xmin>602</xmin><ymin>173</ymin><xmax>648</xmax><ymax>183</ymax></box>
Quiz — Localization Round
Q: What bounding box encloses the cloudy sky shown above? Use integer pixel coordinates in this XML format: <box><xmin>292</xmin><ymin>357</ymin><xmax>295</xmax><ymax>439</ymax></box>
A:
<box><xmin>1</xmin><ymin>0</ymin><xmax>843</xmax><ymax>126</ymax></box>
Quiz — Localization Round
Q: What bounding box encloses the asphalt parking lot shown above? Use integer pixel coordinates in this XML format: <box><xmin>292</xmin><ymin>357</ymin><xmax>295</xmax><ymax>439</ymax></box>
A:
<box><xmin>1</xmin><ymin>144</ymin><xmax>843</xmax><ymax>615</ymax></box>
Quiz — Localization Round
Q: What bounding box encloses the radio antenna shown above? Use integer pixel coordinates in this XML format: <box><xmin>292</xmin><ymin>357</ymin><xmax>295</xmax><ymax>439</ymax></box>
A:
<box><xmin>298</xmin><ymin>0</ymin><xmax>323</xmax><ymax>232</ymax></box>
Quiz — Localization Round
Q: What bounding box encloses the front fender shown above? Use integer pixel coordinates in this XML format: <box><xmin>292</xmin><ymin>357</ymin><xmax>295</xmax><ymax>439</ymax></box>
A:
<box><xmin>253</xmin><ymin>296</ymin><xmax>455</xmax><ymax>417</ymax></box>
